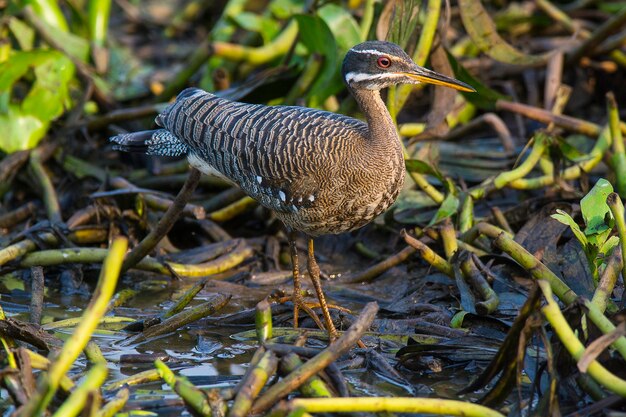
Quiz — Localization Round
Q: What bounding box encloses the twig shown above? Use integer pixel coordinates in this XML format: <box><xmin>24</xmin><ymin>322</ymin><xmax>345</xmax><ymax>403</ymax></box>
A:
<box><xmin>121</xmin><ymin>168</ymin><xmax>201</xmax><ymax>272</ymax></box>
<box><xmin>109</xmin><ymin>176</ymin><xmax>205</xmax><ymax>220</ymax></box>
<box><xmin>30</xmin><ymin>146</ymin><xmax>62</xmax><ymax>224</ymax></box>
<box><xmin>339</xmin><ymin>246</ymin><xmax>416</xmax><ymax>283</ymax></box>
<box><xmin>85</xmin><ymin>103</ymin><xmax>167</xmax><ymax>131</ymax></box>
<box><xmin>591</xmin><ymin>247</ymin><xmax>622</xmax><ymax>314</ymax></box>
<box><xmin>0</xmin><ymin>202</ymin><xmax>37</xmax><ymax>229</ymax></box>
<box><xmin>568</xmin><ymin>6</ymin><xmax>626</xmax><ymax>63</ymax></box>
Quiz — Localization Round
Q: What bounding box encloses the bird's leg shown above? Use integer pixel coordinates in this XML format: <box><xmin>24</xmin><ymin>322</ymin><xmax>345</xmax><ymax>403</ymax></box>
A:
<box><xmin>288</xmin><ymin>232</ymin><xmax>324</xmax><ymax>331</ymax></box>
<box><xmin>307</xmin><ymin>238</ymin><xmax>339</xmax><ymax>340</ymax></box>
<box><xmin>288</xmin><ymin>231</ymin><xmax>301</xmax><ymax>328</ymax></box>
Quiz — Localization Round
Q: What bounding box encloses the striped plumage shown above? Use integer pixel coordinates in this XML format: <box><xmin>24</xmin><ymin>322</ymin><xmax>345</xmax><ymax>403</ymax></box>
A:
<box><xmin>111</xmin><ymin>41</ymin><xmax>474</xmax><ymax>338</ymax></box>
<box><xmin>114</xmin><ymin>87</ymin><xmax>404</xmax><ymax>236</ymax></box>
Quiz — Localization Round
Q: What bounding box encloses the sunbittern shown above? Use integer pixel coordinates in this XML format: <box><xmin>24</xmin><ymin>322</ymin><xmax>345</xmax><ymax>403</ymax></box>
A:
<box><xmin>111</xmin><ymin>41</ymin><xmax>474</xmax><ymax>339</ymax></box>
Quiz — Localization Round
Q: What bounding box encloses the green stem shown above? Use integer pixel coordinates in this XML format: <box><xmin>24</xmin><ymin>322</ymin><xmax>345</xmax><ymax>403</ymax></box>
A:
<box><xmin>391</xmin><ymin>0</ymin><xmax>442</xmax><ymax>116</ymax></box>
<box><xmin>30</xmin><ymin>148</ymin><xmax>62</xmax><ymax>224</ymax></box>
<box><xmin>291</xmin><ymin>397</ymin><xmax>504</xmax><ymax>417</ymax></box>
<box><xmin>465</xmin><ymin>223</ymin><xmax>626</xmax><ymax>360</ymax></box>
<box><xmin>608</xmin><ymin>93</ymin><xmax>626</xmax><ymax>197</ymax></box>
<box><xmin>493</xmin><ymin>134</ymin><xmax>547</xmax><ymax>189</ymax></box>
<box><xmin>250</xmin><ymin>303</ymin><xmax>378</xmax><ymax>414</ymax></box>
<box><xmin>255</xmin><ymin>298</ymin><xmax>273</xmax><ymax>343</ymax></box>
<box><xmin>607</xmin><ymin>192</ymin><xmax>626</xmax><ymax>295</ymax></box>
<box><xmin>539</xmin><ymin>281</ymin><xmax>626</xmax><ymax>397</ymax></box>
<box><xmin>155</xmin><ymin>360</ymin><xmax>212</xmax><ymax>417</ymax></box>
<box><xmin>20</xmin><ymin>238</ymin><xmax>127</xmax><ymax>417</ymax></box>
<box><xmin>359</xmin><ymin>0</ymin><xmax>375</xmax><ymax>41</ymax></box>
<box><xmin>51</xmin><ymin>363</ymin><xmax>108</xmax><ymax>417</ymax></box>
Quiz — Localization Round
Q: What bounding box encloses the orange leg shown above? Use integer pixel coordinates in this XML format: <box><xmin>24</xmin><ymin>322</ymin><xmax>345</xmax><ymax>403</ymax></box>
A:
<box><xmin>306</xmin><ymin>238</ymin><xmax>339</xmax><ymax>340</ymax></box>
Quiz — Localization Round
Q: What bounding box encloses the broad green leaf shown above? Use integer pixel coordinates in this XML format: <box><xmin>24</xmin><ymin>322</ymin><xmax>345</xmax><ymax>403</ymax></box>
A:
<box><xmin>23</xmin><ymin>53</ymin><xmax>74</xmax><ymax>122</ymax></box>
<box><xmin>231</xmin><ymin>12</ymin><xmax>280</xmax><ymax>43</ymax></box>
<box><xmin>405</xmin><ymin>159</ymin><xmax>444</xmax><ymax>181</ymax></box>
<box><xmin>429</xmin><ymin>187</ymin><xmax>459</xmax><ymax>226</ymax></box>
<box><xmin>317</xmin><ymin>4</ymin><xmax>361</xmax><ymax>55</ymax></box>
<box><xmin>0</xmin><ymin>50</ymin><xmax>57</xmax><ymax>91</ymax></box>
<box><xmin>0</xmin><ymin>106</ymin><xmax>48</xmax><ymax>153</ymax></box>
<box><xmin>446</xmin><ymin>49</ymin><xmax>508</xmax><ymax>110</ymax></box>
<box><xmin>581</xmin><ymin>178</ymin><xmax>614</xmax><ymax>235</ymax></box>
<box><xmin>0</xmin><ymin>50</ymin><xmax>75</xmax><ymax>153</ymax></box>
<box><xmin>458</xmin><ymin>0</ymin><xmax>549</xmax><ymax>66</ymax></box>
<box><xmin>551</xmin><ymin>210</ymin><xmax>588</xmax><ymax>247</ymax></box>
<box><xmin>294</xmin><ymin>14</ymin><xmax>341</xmax><ymax>106</ymax></box>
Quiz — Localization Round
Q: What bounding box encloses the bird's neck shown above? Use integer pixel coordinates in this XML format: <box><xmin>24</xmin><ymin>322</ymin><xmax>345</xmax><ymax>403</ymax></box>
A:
<box><xmin>350</xmin><ymin>88</ymin><xmax>400</xmax><ymax>150</ymax></box>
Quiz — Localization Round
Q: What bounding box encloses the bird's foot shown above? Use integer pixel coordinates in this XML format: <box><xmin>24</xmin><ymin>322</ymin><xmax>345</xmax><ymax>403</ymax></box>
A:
<box><xmin>291</xmin><ymin>289</ymin><xmax>326</xmax><ymax>332</ymax></box>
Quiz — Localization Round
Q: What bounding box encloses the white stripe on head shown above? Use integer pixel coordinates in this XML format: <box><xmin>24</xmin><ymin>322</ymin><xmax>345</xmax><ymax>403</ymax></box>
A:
<box><xmin>349</xmin><ymin>48</ymin><xmax>388</xmax><ymax>56</ymax></box>
<box><xmin>345</xmin><ymin>71</ymin><xmax>405</xmax><ymax>83</ymax></box>
<box><xmin>345</xmin><ymin>72</ymin><xmax>386</xmax><ymax>83</ymax></box>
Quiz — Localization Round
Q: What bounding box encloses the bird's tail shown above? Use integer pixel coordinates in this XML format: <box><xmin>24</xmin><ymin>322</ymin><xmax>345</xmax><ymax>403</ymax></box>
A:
<box><xmin>109</xmin><ymin>129</ymin><xmax>188</xmax><ymax>157</ymax></box>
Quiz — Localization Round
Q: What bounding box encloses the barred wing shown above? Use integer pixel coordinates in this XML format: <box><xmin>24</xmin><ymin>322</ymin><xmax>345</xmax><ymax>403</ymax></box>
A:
<box><xmin>159</xmin><ymin>88</ymin><xmax>368</xmax><ymax>213</ymax></box>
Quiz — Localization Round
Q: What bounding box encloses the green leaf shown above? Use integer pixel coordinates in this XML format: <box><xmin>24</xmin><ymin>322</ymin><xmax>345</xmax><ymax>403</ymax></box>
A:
<box><xmin>0</xmin><ymin>50</ymin><xmax>75</xmax><ymax>153</ymax></box>
<box><xmin>581</xmin><ymin>178</ymin><xmax>614</xmax><ymax>235</ymax></box>
<box><xmin>458</xmin><ymin>0</ymin><xmax>550</xmax><ymax>66</ymax></box>
<box><xmin>0</xmin><ymin>106</ymin><xmax>48</xmax><ymax>153</ymax></box>
<box><xmin>450</xmin><ymin>310</ymin><xmax>469</xmax><ymax>328</ymax></box>
<box><xmin>446</xmin><ymin>49</ymin><xmax>508</xmax><ymax>110</ymax></box>
<box><xmin>599</xmin><ymin>235</ymin><xmax>619</xmax><ymax>258</ymax></box>
<box><xmin>551</xmin><ymin>209</ymin><xmax>588</xmax><ymax>247</ymax></box>
<box><xmin>231</xmin><ymin>12</ymin><xmax>280</xmax><ymax>43</ymax></box>
<box><xmin>294</xmin><ymin>14</ymin><xmax>341</xmax><ymax>106</ymax></box>
<box><xmin>23</xmin><ymin>53</ymin><xmax>74</xmax><ymax>121</ymax></box>
<box><xmin>317</xmin><ymin>4</ymin><xmax>361</xmax><ymax>55</ymax></box>
<box><xmin>552</xmin><ymin>137</ymin><xmax>584</xmax><ymax>162</ymax></box>
<box><xmin>428</xmin><ymin>184</ymin><xmax>460</xmax><ymax>226</ymax></box>
<box><xmin>270</xmin><ymin>0</ymin><xmax>305</xmax><ymax>19</ymax></box>
<box><xmin>405</xmin><ymin>159</ymin><xmax>444</xmax><ymax>181</ymax></box>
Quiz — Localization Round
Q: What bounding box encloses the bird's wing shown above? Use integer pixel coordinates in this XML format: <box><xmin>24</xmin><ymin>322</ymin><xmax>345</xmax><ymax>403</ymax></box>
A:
<box><xmin>160</xmin><ymin>89</ymin><xmax>368</xmax><ymax>213</ymax></box>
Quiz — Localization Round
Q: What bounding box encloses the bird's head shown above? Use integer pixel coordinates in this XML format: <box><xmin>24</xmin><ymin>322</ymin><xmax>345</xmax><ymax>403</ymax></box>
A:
<box><xmin>341</xmin><ymin>41</ymin><xmax>475</xmax><ymax>92</ymax></box>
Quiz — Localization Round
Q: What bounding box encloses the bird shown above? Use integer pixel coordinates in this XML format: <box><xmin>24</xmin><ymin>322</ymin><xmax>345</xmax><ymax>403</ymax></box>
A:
<box><xmin>110</xmin><ymin>40</ymin><xmax>474</xmax><ymax>340</ymax></box>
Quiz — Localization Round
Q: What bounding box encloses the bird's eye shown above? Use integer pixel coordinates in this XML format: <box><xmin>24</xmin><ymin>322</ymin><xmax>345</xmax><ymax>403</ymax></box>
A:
<box><xmin>377</xmin><ymin>56</ymin><xmax>391</xmax><ymax>68</ymax></box>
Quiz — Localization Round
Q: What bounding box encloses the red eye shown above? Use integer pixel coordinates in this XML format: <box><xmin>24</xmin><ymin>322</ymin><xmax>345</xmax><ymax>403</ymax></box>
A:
<box><xmin>377</xmin><ymin>56</ymin><xmax>391</xmax><ymax>68</ymax></box>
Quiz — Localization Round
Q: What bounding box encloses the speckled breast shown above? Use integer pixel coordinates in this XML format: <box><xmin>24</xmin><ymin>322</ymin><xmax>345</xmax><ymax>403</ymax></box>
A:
<box><xmin>276</xmin><ymin>164</ymin><xmax>405</xmax><ymax>237</ymax></box>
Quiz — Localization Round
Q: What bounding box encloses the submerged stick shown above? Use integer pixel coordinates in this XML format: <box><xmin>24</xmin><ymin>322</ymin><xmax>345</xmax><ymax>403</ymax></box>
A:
<box><xmin>124</xmin><ymin>294</ymin><xmax>231</xmax><ymax>345</ymax></box>
<box><xmin>30</xmin><ymin>267</ymin><xmax>45</xmax><ymax>325</ymax></box>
